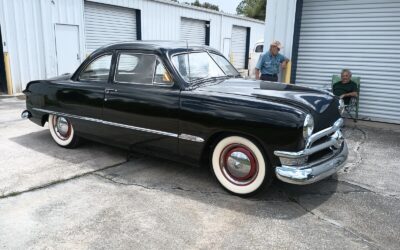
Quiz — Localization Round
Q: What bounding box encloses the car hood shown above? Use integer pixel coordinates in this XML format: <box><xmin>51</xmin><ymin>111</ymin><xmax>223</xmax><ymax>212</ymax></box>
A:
<box><xmin>195</xmin><ymin>79</ymin><xmax>335</xmax><ymax>114</ymax></box>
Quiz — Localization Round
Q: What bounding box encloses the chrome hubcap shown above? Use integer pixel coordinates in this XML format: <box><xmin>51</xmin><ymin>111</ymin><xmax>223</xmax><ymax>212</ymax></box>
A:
<box><xmin>226</xmin><ymin>151</ymin><xmax>252</xmax><ymax>178</ymax></box>
<box><xmin>220</xmin><ymin>144</ymin><xmax>258</xmax><ymax>186</ymax></box>
<box><xmin>53</xmin><ymin>116</ymin><xmax>71</xmax><ymax>140</ymax></box>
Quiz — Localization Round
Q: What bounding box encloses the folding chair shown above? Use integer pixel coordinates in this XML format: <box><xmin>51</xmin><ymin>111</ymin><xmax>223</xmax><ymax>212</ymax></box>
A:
<box><xmin>331</xmin><ymin>75</ymin><xmax>361</xmax><ymax>122</ymax></box>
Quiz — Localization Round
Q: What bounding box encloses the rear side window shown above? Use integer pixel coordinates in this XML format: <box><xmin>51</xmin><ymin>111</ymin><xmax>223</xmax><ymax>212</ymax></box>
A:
<box><xmin>79</xmin><ymin>54</ymin><xmax>112</xmax><ymax>81</ymax></box>
<box><xmin>255</xmin><ymin>45</ymin><xmax>263</xmax><ymax>53</ymax></box>
<box><xmin>115</xmin><ymin>53</ymin><xmax>156</xmax><ymax>84</ymax></box>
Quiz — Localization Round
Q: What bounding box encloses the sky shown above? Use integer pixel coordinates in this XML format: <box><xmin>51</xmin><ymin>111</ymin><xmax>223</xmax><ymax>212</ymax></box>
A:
<box><xmin>192</xmin><ymin>0</ymin><xmax>243</xmax><ymax>14</ymax></box>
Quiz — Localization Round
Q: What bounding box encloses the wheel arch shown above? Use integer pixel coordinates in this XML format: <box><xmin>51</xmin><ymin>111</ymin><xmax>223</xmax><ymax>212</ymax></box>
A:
<box><xmin>200</xmin><ymin>130</ymin><xmax>274</xmax><ymax>168</ymax></box>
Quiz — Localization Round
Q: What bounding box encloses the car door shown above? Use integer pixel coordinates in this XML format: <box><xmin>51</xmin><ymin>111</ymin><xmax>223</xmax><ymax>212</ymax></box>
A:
<box><xmin>102</xmin><ymin>50</ymin><xmax>180</xmax><ymax>156</ymax></box>
<box><xmin>53</xmin><ymin>53</ymin><xmax>113</xmax><ymax>137</ymax></box>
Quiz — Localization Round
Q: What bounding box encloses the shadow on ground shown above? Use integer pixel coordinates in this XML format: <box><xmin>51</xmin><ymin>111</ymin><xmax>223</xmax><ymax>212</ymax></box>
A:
<box><xmin>8</xmin><ymin>128</ymin><xmax>344</xmax><ymax>220</ymax></box>
<box><xmin>10</xmin><ymin>130</ymin><xmax>127</xmax><ymax>163</ymax></box>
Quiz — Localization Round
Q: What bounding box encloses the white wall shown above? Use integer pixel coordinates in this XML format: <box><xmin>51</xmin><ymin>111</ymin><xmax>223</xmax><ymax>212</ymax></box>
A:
<box><xmin>0</xmin><ymin>0</ymin><xmax>85</xmax><ymax>93</ymax></box>
<box><xmin>91</xmin><ymin>0</ymin><xmax>265</xmax><ymax>59</ymax></box>
<box><xmin>264</xmin><ymin>0</ymin><xmax>297</xmax><ymax>59</ymax></box>
<box><xmin>0</xmin><ymin>0</ymin><xmax>264</xmax><ymax>93</ymax></box>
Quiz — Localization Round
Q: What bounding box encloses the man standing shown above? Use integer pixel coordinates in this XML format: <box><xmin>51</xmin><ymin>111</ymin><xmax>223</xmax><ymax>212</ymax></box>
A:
<box><xmin>333</xmin><ymin>69</ymin><xmax>358</xmax><ymax>105</ymax></box>
<box><xmin>255</xmin><ymin>40</ymin><xmax>289</xmax><ymax>82</ymax></box>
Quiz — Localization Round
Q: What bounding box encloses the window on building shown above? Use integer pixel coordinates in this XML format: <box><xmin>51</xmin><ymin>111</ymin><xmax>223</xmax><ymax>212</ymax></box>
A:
<box><xmin>255</xmin><ymin>45</ymin><xmax>263</xmax><ymax>53</ymax></box>
<box><xmin>79</xmin><ymin>54</ymin><xmax>112</xmax><ymax>81</ymax></box>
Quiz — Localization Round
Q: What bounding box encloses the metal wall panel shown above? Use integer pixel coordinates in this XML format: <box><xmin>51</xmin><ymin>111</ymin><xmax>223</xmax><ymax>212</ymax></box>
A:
<box><xmin>231</xmin><ymin>25</ymin><xmax>247</xmax><ymax>70</ymax></box>
<box><xmin>296</xmin><ymin>0</ymin><xmax>400</xmax><ymax>123</ymax></box>
<box><xmin>0</xmin><ymin>0</ymin><xmax>264</xmax><ymax>93</ymax></box>
<box><xmin>0</xmin><ymin>0</ymin><xmax>85</xmax><ymax>93</ymax></box>
<box><xmin>180</xmin><ymin>17</ymin><xmax>206</xmax><ymax>45</ymax></box>
<box><xmin>84</xmin><ymin>2</ymin><xmax>137</xmax><ymax>53</ymax></box>
<box><xmin>89</xmin><ymin>0</ymin><xmax>265</xmax><ymax>55</ymax></box>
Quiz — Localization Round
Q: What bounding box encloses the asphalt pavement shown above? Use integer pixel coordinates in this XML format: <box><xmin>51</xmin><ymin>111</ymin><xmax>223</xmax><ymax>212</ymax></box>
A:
<box><xmin>0</xmin><ymin>96</ymin><xmax>399</xmax><ymax>249</ymax></box>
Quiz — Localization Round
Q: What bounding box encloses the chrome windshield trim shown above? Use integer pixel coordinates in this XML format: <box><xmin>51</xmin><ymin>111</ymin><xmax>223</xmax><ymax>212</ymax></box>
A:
<box><xmin>32</xmin><ymin>108</ymin><xmax>204</xmax><ymax>142</ymax></box>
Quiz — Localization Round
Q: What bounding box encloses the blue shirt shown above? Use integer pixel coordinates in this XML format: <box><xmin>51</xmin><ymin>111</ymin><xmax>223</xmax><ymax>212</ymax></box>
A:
<box><xmin>256</xmin><ymin>52</ymin><xmax>287</xmax><ymax>75</ymax></box>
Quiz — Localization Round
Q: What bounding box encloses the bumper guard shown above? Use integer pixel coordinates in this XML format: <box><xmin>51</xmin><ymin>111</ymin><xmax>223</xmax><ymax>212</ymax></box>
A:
<box><xmin>274</xmin><ymin>118</ymin><xmax>348</xmax><ymax>185</ymax></box>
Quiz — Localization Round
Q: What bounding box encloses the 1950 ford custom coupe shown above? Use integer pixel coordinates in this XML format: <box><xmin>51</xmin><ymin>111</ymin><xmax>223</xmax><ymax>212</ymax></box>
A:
<box><xmin>22</xmin><ymin>41</ymin><xmax>348</xmax><ymax>196</ymax></box>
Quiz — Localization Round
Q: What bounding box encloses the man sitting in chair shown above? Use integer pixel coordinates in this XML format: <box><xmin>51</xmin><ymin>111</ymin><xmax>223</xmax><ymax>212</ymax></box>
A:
<box><xmin>333</xmin><ymin>69</ymin><xmax>358</xmax><ymax>104</ymax></box>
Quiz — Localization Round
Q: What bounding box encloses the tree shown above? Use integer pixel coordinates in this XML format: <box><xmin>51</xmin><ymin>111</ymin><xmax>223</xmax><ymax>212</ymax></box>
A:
<box><xmin>190</xmin><ymin>0</ymin><xmax>219</xmax><ymax>11</ymax></box>
<box><xmin>236</xmin><ymin>0</ymin><xmax>266</xmax><ymax>21</ymax></box>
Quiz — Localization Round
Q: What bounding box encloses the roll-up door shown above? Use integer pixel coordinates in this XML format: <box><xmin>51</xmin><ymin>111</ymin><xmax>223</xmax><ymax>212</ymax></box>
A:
<box><xmin>84</xmin><ymin>2</ymin><xmax>137</xmax><ymax>54</ymax></box>
<box><xmin>231</xmin><ymin>25</ymin><xmax>247</xmax><ymax>70</ymax></box>
<box><xmin>180</xmin><ymin>17</ymin><xmax>206</xmax><ymax>45</ymax></box>
<box><xmin>295</xmin><ymin>0</ymin><xmax>400</xmax><ymax>123</ymax></box>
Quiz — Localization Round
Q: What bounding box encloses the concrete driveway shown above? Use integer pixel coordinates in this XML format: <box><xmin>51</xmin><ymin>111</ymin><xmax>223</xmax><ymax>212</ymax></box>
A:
<box><xmin>0</xmin><ymin>97</ymin><xmax>399</xmax><ymax>249</ymax></box>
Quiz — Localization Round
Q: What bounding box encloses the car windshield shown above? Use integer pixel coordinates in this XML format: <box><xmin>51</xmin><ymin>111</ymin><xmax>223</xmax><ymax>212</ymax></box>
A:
<box><xmin>172</xmin><ymin>52</ymin><xmax>240</xmax><ymax>84</ymax></box>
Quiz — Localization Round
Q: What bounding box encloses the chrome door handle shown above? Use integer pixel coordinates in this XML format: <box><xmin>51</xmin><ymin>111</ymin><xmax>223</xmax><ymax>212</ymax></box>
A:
<box><xmin>105</xmin><ymin>88</ymin><xmax>118</xmax><ymax>93</ymax></box>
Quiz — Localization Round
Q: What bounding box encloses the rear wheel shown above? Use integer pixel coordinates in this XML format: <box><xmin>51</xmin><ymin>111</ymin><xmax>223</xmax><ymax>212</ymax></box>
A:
<box><xmin>211</xmin><ymin>136</ymin><xmax>272</xmax><ymax>196</ymax></box>
<box><xmin>48</xmin><ymin>114</ymin><xmax>80</xmax><ymax>148</ymax></box>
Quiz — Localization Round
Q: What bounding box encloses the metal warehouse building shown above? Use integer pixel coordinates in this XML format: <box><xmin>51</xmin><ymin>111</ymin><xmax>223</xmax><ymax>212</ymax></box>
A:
<box><xmin>265</xmin><ymin>0</ymin><xmax>400</xmax><ymax>124</ymax></box>
<box><xmin>0</xmin><ymin>0</ymin><xmax>264</xmax><ymax>93</ymax></box>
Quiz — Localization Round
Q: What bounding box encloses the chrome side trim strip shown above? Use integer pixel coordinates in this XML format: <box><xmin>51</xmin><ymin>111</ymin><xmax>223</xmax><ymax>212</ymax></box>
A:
<box><xmin>32</xmin><ymin>108</ymin><xmax>204</xmax><ymax>142</ymax></box>
<box><xmin>178</xmin><ymin>133</ymin><xmax>205</xmax><ymax>142</ymax></box>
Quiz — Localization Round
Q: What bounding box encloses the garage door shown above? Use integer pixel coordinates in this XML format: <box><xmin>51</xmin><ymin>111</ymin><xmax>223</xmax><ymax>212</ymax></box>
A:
<box><xmin>295</xmin><ymin>0</ymin><xmax>400</xmax><ymax>123</ymax></box>
<box><xmin>231</xmin><ymin>25</ymin><xmax>247</xmax><ymax>70</ymax></box>
<box><xmin>84</xmin><ymin>2</ymin><xmax>137</xmax><ymax>53</ymax></box>
<box><xmin>180</xmin><ymin>18</ymin><xmax>206</xmax><ymax>45</ymax></box>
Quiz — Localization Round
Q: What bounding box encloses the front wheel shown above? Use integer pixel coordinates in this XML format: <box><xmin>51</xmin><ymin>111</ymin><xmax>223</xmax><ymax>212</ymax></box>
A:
<box><xmin>211</xmin><ymin>136</ymin><xmax>272</xmax><ymax>196</ymax></box>
<box><xmin>48</xmin><ymin>114</ymin><xmax>80</xmax><ymax>148</ymax></box>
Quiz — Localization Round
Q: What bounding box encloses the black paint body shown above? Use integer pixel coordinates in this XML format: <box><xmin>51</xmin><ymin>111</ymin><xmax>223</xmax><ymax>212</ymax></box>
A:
<box><xmin>23</xmin><ymin>41</ymin><xmax>341</xmax><ymax>168</ymax></box>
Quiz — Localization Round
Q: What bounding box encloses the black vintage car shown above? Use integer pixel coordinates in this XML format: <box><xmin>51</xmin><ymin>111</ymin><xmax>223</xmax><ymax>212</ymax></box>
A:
<box><xmin>22</xmin><ymin>41</ymin><xmax>348</xmax><ymax>196</ymax></box>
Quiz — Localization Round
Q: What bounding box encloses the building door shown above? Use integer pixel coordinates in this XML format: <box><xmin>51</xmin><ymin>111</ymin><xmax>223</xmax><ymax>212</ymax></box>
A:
<box><xmin>231</xmin><ymin>25</ymin><xmax>248</xmax><ymax>70</ymax></box>
<box><xmin>55</xmin><ymin>24</ymin><xmax>81</xmax><ymax>75</ymax></box>
<box><xmin>180</xmin><ymin>17</ymin><xmax>207</xmax><ymax>45</ymax></box>
<box><xmin>295</xmin><ymin>0</ymin><xmax>400</xmax><ymax>124</ymax></box>
<box><xmin>84</xmin><ymin>2</ymin><xmax>137</xmax><ymax>54</ymax></box>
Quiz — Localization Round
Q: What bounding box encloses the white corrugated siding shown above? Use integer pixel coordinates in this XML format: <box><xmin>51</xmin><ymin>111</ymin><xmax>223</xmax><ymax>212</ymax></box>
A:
<box><xmin>0</xmin><ymin>0</ymin><xmax>264</xmax><ymax>93</ymax></box>
<box><xmin>231</xmin><ymin>25</ymin><xmax>247</xmax><ymax>69</ymax></box>
<box><xmin>0</xmin><ymin>0</ymin><xmax>85</xmax><ymax>93</ymax></box>
<box><xmin>180</xmin><ymin>17</ymin><xmax>206</xmax><ymax>45</ymax></box>
<box><xmin>84</xmin><ymin>2</ymin><xmax>137</xmax><ymax>53</ymax></box>
<box><xmin>296</xmin><ymin>0</ymin><xmax>400</xmax><ymax>123</ymax></box>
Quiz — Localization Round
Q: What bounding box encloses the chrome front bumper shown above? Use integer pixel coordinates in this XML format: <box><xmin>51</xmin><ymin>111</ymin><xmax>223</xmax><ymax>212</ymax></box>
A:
<box><xmin>274</xmin><ymin>118</ymin><xmax>348</xmax><ymax>185</ymax></box>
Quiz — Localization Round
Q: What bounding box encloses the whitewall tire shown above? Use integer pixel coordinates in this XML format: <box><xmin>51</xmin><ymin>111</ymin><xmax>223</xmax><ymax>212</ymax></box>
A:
<box><xmin>211</xmin><ymin>136</ymin><xmax>271</xmax><ymax>195</ymax></box>
<box><xmin>48</xmin><ymin>114</ymin><xmax>80</xmax><ymax>148</ymax></box>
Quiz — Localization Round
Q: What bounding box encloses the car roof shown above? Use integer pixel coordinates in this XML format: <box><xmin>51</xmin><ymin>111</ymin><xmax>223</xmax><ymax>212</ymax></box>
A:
<box><xmin>92</xmin><ymin>40</ymin><xmax>221</xmax><ymax>55</ymax></box>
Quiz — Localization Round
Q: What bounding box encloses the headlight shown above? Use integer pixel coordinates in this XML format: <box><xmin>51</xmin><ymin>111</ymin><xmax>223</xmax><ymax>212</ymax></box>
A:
<box><xmin>303</xmin><ymin>114</ymin><xmax>314</xmax><ymax>140</ymax></box>
<box><xmin>338</xmin><ymin>99</ymin><xmax>345</xmax><ymax>115</ymax></box>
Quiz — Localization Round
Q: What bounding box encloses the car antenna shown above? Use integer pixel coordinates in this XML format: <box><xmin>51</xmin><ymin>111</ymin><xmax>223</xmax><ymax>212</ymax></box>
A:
<box><xmin>186</xmin><ymin>40</ymin><xmax>191</xmax><ymax>81</ymax></box>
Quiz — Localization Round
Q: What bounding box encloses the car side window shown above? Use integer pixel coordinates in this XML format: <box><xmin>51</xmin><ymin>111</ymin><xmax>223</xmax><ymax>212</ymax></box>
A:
<box><xmin>115</xmin><ymin>53</ymin><xmax>156</xmax><ymax>84</ymax></box>
<box><xmin>153</xmin><ymin>60</ymin><xmax>173</xmax><ymax>86</ymax></box>
<box><xmin>255</xmin><ymin>45</ymin><xmax>263</xmax><ymax>53</ymax></box>
<box><xmin>79</xmin><ymin>54</ymin><xmax>112</xmax><ymax>81</ymax></box>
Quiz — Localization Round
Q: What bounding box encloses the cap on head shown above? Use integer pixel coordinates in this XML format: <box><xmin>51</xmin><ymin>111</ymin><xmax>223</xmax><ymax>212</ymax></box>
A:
<box><xmin>270</xmin><ymin>40</ymin><xmax>283</xmax><ymax>49</ymax></box>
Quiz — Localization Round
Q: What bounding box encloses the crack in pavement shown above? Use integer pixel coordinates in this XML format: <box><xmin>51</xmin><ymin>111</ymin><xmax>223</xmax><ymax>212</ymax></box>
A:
<box><xmin>92</xmin><ymin>172</ymin><xmax>294</xmax><ymax>203</ymax></box>
<box><xmin>288</xmin><ymin>196</ymin><xmax>382</xmax><ymax>250</ymax></box>
<box><xmin>0</xmin><ymin>160</ymin><xmax>128</xmax><ymax>200</ymax></box>
<box><xmin>336</xmin><ymin>179</ymin><xmax>400</xmax><ymax>201</ymax></box>
<box><xmin>92</xmin><ymin>172</ymin><xmax>233</xmax><ymax>197</ymax></box>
